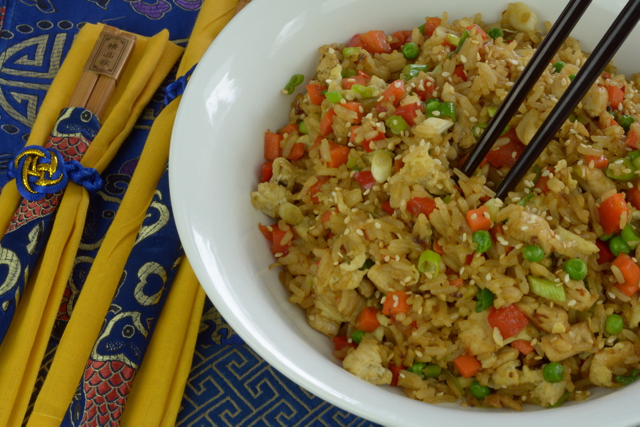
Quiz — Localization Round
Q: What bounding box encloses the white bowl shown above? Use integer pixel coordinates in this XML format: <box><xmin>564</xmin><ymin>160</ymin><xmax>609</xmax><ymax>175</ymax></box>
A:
<box><xmin>169</xmin><ymin>1</ymin><xmax>640</xmax><ymax>425</ymax></box>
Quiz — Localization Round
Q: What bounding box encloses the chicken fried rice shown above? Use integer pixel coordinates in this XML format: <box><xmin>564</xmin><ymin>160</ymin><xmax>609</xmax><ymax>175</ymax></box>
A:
<box><xmin>250</xmin><ymin>2</ymin><xmax>640</xmax><ymax>410</ymax></box>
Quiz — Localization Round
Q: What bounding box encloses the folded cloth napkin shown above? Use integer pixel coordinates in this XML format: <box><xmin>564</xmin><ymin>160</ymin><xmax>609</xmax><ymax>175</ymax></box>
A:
<box><xmin>0</xmin><ymin>23</ymin><xmax>183</xmax><ymax>426</ymax></box>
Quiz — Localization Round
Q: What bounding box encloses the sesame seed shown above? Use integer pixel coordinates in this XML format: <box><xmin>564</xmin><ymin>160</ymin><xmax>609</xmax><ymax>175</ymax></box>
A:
<box><xmin>375</xmin><ymin>222</ymin><xmax>382</xmax><ymax>229</ymax></box>
<box><xmin>356</xmin><ymin>229</ymin><xmax>364</xmax><ymax>236</ymax></box>
<box><xmin>469</xmin><ymin>116</ymin><xmax>478</xmax><ymax>123</ymax></box>
<box><xmin>441</xmin><ymin>72</ymin><xmax>450</xmax><ymax>77</ymax></box>
<box><xmin>567</xmin><ymin>300</ymin><xmax>577</xmax><ymax>307</ymax></box>
<box><xmin>344</xmin><ymin>228</ymin><xmax>350</xmax><ymax>235</ymax></box>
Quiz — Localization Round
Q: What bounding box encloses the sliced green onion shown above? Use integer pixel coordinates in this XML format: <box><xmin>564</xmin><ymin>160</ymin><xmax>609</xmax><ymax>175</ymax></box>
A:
<box><xmin>425</xmin><ymin>99</ymin><xmax>441</xmax><ymax>116</ymax></box>
<box><xmin>599</xmin><ymin>232</ymin><xmax>616</xmax><ymax>242</ymax></box>
<box><xmin>417</xmin><ymin>23</ymin><xmax>426</xmax><ymax>35</ymax></box>
<box><xmin>628</xmin><ymin>150</ymin><xmax>640</xmax><ymax>161</ymax></box>
<box><xmin>569</xmin><ymin>73</ymin><xmax>576</xmax><ymax>81</ymax></box>
<box><xmin>351</xmin><ymin>84</ymin><xmax>376</xmax><ymax>98</ymax></box>
<box><xmin>371</xmin><ymin>150</ymin><xmax>393</xmax><ymax>183</ymax></box>
<box><xmin>605</xmin><ymin>157</ymin><xmax>636</xmax><ymax>181</ymax></box>
<box><xmin>471</xmin><ymin>123</ymin><xmax>487</xmax><ymax>138</ymax></box>
<box><xmin>518</xmin><ymin>193</ymin><xmax>534</xmax><ymax>206</ymax></box>
<box><xmin>609</xmin><ymin>235</ymin><xmax>631</xmax><ymax>257</ymax></box>
<box><xmin>283</xmin><ymin>74</ymin><xmax>305</xmax><ymax>94</ymax></box>
<box><xmin>408</xmin><ymin>362</ymin><xmax>428</xmax><ymax>379</ymax></box>
<box><xmin>342</xmin><ymin>47</ymin><xmax>361</xmax><ymax>58</ymax></box>
<box><xmin>527</xmin><ymin>276</ymin><xmax>566</xmax><ymax>302</ymax></box>
<box><xmin>617</xmin><ymin>114</ymin><xmax>636</xmax><ymax>132</ymax></box>
<box><xmin>532</xmin><ymin>164</ymin><xmax>542</xmax><ymax>183</ymax></box>
<box><xmin>632</xmin><ymin>155</ymin><xmax>640</xmax><ymax>171</ymax></box>
<box><xmin>438</xmin><ymin>102</ymin><xmax>457</xmax><ymax>122</ymax></box>
<box><xmin>418</xmin><ymin>249</ymin><xmax>441</xmax><ymax>276</ymax></box>
<box><xmin>446</xmin><ymin>33</ymin><xmax>460</xmax><ymax>47</ymax></box>
<box><xmin>615</xmin><ymin>369</ymin><xmax>640</xmax><ymax>385</ymax></box>
<box><xmin>351</xmin><ymin>329</ymin><xmax>365</xmax><ymax>344</ymax></box>
<box><xmin>423</xmin><ymin>364</ymin><xmax>441</xmax><ymax>378</ymax></box>
<box><xmin>622</xmin><ymin>224</ymin><xmax>640</xmax><ymax>249</ymax></box>
<box><xmin>487</xmin><ymin>27</ymin><xmax>504</xmax><ymax>40</ymax></box>
<box><xmin>341</xmin><ymin>68</ymin><xmax>358</xmax><ymax>78</ymax></box>
<box><xmin>401</xmin><ymin>63</ymin><xmax>429</xmax><ymax>81</ymax></box>
<box><xmin>298</xmin><ymin>121</ymin><xmax>308</xmax><ymax>135</ymax></box>
<box><xmin>346</xmin><ymin>156</ymin><xmax>361</xmax><ymax>171</ymax></box>
<box><xmin>552</xmin><ymin>61</ymin><xmax>565</xmax><ymax>73</ymax></box>
<box><xmin>402</xmin><ymin>42</ymin><xmax>420</xmax><ymax>60</ymax></box>
<box><xmin>487</xmin><ymin>106</ymin><xmax>498</xmax><ymax>117</ymax></box>
<box><xmin>359</xmin><ymin>258</ymin><xmax>375</xmax><ymax>270</ymax></box>
<box><xmin>385</xmin><ymin>115</ymin><xmax>409</xmax><ymax>135</ymax></box>
<box><xmin>325</xmin><ymin>91</ymin><xmax>344</xmax><ymax>103</ymax></box>
<box><xmin>455</xmin><ymin>30</ymin><xmax>470</xmax><ymax>53</ymax></box>
<box><xmin>549</xmin><ymin>391</ymin><xmax>570</xmax><ymax>408</ymax></box>
<box><xmin>475</xmin><ymin>288</ymin><xmax>495</xmax><ymax>312</ymax></box>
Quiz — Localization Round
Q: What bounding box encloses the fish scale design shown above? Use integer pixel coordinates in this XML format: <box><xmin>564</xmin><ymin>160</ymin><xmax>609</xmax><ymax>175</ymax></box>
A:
<box><xmin>80</xmin><ymin>360</ymin><xmax>135</xmax><ymax>427</ymax></box>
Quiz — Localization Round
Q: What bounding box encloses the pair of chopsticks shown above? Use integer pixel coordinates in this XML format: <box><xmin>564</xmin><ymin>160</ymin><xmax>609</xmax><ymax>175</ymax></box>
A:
<box><xmin>67</xmin><ymin>26</ymin><xmax>136</xmax><ymax>121</ymax></box>
<box><xmin>460</xmin><ymin>0</ymin><xmax>640</xmax><ymax>200</ymax></box>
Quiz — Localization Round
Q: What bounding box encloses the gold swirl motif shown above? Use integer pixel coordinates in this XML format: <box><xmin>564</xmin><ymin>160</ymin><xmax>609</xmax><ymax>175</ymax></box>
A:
<box><xmin>14</xmin><ymin>148</ymin><xmax>63</xmax><ymax>194</ymax></box>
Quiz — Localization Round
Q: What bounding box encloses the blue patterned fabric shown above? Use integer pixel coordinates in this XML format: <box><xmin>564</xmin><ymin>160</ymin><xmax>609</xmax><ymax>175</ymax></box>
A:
<box><xmin>0</xmin><ymin>1</ymin><xmax>379</xmax><ymax>426</ymax></box>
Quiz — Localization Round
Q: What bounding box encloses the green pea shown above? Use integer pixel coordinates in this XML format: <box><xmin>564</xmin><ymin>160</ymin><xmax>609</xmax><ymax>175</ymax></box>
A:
<box><xmin>564</xmin><ymin>258</ymin><xmax>587</xmax><ymax>281</ymax></box>
<box><xmin>341</xmin><ymin>68</ymin><xmax>358</xmax><ymax>78</ymax></box>
<box><xmin>298</xmin><ymin>121</ymin><xmax>308</xmax><ymax>135</ymax></box>
<box><xmin>609</xmin><ymin>236</ymin><xmax>631</xmax><ymax>257</ymax></box>
<box><xmin>487</xmin><ymin>27</ymin><xmax>504</xmax><ymax>40</ymax></box>
<box><xmin>408</xmin><ymin>362</ymin><xmax>428</xmax><ymax>379</ymax></box>
<box><xmin>423</xmin><ymin>365</ymin><xmax>441</xmax><ymax>378</ymax></box>
<box><xmin>469</xmin><ymin>380</ymin><xmax>491</xmax><ymax>399</ymax></box>
<box><xmin>621</xmin><ymin>224</ymin><xmax>640</xmax><ymax>249</ymax></box>
<box><xmin>599</xmin><ymin>232</ymin><xmax>616</xmax><ymax>242</ymax></box>
<box><xmin>543</xmin><ymin>362</ymin><xmax>565</xmax><ymax>383</ymax></box>
<box><xmin>628</xmin><ymin>150</ymin><xmax>640</xmax><ymax>162</ymax></box>
<box><xmin>617</xmin><ymin>114</ymin><xmax>636</xmax><ymax>132</ymax></box>
<box><xmin>605</xmin><ymin>313</ymin><xmax>624</xmax><ymax>335</ymax></box>
<box><xmin>523</xmin><ymin>245</ymin><xmax>545</xmax><ymax>262</ymax></box>
<box><xmin>401</xmin><ymin>42</ymin><xmax>420</xmax><ymax>60</ymax></box>
<box><xmin>552</xmin><ymin>61</ymin><xmax>565</xmax><ymax>73</ymax></box>
<box><xmin>472</xmin><ymin>230</ymin><xmax>492</xmax><ymax>253</ymax></box>
<box><xmin>475</xmin><ymin>288</ymin><xmax>495</xmax><ymax>313</ymax></box>
<box><xmin>350</xmin><ymin>329</ymin><xmax>365</xmax><ymax>344</ymax></box>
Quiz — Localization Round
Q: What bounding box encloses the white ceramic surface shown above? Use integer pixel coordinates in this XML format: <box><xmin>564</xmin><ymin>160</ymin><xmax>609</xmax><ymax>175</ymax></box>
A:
<box><xmin>169</xmin><ymin>1</ymin><xmax>640</xmax><ymax>425</ymax></box>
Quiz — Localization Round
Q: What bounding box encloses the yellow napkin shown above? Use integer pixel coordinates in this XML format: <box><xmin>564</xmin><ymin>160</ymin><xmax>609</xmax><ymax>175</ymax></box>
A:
<box><xmin>27</xmin><ymin>0</ymin><xmax>237</xmax><ymax>424</ymax></box>
<box><xmin>0</xmin><ymin>25</ymin><xmax>183</xmax><ymax>426</ymax></box>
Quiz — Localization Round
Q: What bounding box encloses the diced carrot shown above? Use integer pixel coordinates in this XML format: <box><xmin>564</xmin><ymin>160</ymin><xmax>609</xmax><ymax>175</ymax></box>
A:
<box><xmin>309</xmin><ymin>176</ymin><xmax>329</xmax><ymax>203</ymax></box>
<box><xmin>466</xmin><ymin>206</ymin><xmax>491</xmax><ymax>231</ymax></box>
<box><xmin>348</xmin><ymin>33</ymin><xmax>364</xmax><ymax>48</ymax></box>
<box><xmin>602</xmin><ymin>72</ymin><xmax>611</xmax><ymax>80</ymax></box>
<box><xmin>321</xmin><ymin>210</ymin><xmax>333</xmax><ymax>226</ymax></box>
<box><xmin>607</xmin><ymin>85</ymin><xmax>625</xmax><ymax>109</ymax></box>
<box><xmin>394</xmin><ymin>102</ymin><xmax>421</xmax><ymax>126</ymax></box>
<box><xmin>406</xmin><ymin>197</ymin><xmax>437</xmax><ymax>218</ymax></box>
<box><xmin>381</xmin><ymin>200</ymin><xmax>395</xmax><ymax>215</ymax></box>
<box><xmin>306</xmin><ymin>84</ymin><xmax>327</xmax><ymax>105</ymax></box>
<box><xmin>449</xmin><ymin>278</ymin><xmax>464</xmax><ymax>288</ymax></box>
<box><xmin>598</xmin><ymin>193</ymin><xmax>629</xmax><ymax>235</ymax></box>
<box><xmin>596</xmin><ymin>240</ymin><xmax>616</xmax><ymax>265</ymax></box>
<box><xmin>341</xmin><ymin>101</ymin><xmax>363</xmax><ymax>124</ymax></box>
<box><xmin>342</xmin><ymin>75</ymin><xmax>366</xmax><ymax>90</ymax></box>
<box><xmin>626</xmin><ymin>123</ymin><xmax>640</xmax><ymax>149</ymax></box>
<box><xmin>360</xmin><ymin>30</ymin><xmax>392</xmax><ymax>54</ymax></box>
<box><xmin>466</xmin><ymin>24</ymin><xmax>488</xmax><ymax>40</ymax></box>
<box><xmin>511</xmin><ymin>339</ymin><xmax>535</xmax><ymax>355</ymax></box>
<box><xmin>355</xmin><ymin>307</ymin><xmax>381</xmax><ymax>332</ymax></box>
<box><xmin>484</xmin><ymin>128</ymin><xmax>525</xmax><ymax>168</ymax></box>
<box><xmin>279</xmin><ymin>123</ymin><xmax>299</xmax><ymax>135</ymax></box>
<box><xmin>264</xmin><ymin>132</ymin><xmax>283</xmax><ymax>160</ymax></box>
<box><xmin>423</xmin><ymin>17</ymin><xmax>441</xmax><ymax>37</ymax></box>
<box><xmin>627</xmin><ymin>187</ymin><xmax>640</xmax><ymax>210</ymax></box>
<box><xmin>585</xmin><ymin>154</ymin><xmax>609</xmax><ymax>168</ymax></box>
<box><xmin>382</xmin><ymin>291</ymin><xmax>411</xmax><ymax>316</ymax></box>
<box><xmin>271</xmin><ymin>226</ymin><xmax>292</xmax><ymax>255</ymax></box>
<box><xmin>487</xmin><ymin>304</ymin><xmax>529</xmax><ymax>339</ymax></box>
<box><xmin>327</xmin><ymin>141</ymin><xmax>350</xmax><ymax>168</ymax></box>
<box><xmin>394</xmin><ymin>158</ymin><xmax>404</xmax><ymax>173</ymax></box>
<box><xmin>612</xmin><ymin>254</ymin><xmax>640</xmax><ymax>297</ymax></box>
<box><xmin>465</xmin><ymin>253</ymin><xmax>474</xmax><ymax>265</ymax></box>
<box><xmin>258</xmin><ymin>223</ymin><xmax>273</xmax><ymax>240</ymax></box>
<box><xmin>453</xmin><ymin>64</ymin><xmax>467</xmax><ymax>82</ymax></box>
<box><xmin>287</xmin><ymin>143</ymin><xmax>305</xmax><ymax>161</ymax></box>
<box><xmin>389</xmin><ymin>362</ymin><xmax>404</xmax><ymax>386</ymax></box>
<box><xmin>453</xmin><ymin>354</ymin><xmax>481</xmax><ymax>379</ymax></box>
<box><xmin>320</xmin><ymin>109</ymin><xmax>337</xmax><ymax>136</ymax></box>
<box><xmin>433</xmin><ymin>240</ymin><xmax>445</xmax><ymax>255</ymax></box>
<box><xmin>376</xmin><ymin>80</ymin><xmax>405</xmax><ymax>113</ymax></box>
<box><xmin>332</xmin><ymin>335</ymin><xmax>357</xmax><ymax>352</ymax></box>
<box><xmin>414</xmin><ymin>79</ymin><xmax>434</xmax><ymax>101</ymax></box>
<box><xmin>261</xmin><ymin>161</ymin><xmax>273</xmax><ymax>182</ymax></box>
<box><xmin>534</xmin><ymin>167</ymin><xmax>552</xmax><ymax>194</ymax></box>
<box><xmin>616</xmin><ymin>281</ymin><xmax>639</xmax><ymax>298</ymax></box>
<box><xmin>354</xmin><ymin>170</ymin><xmax>377</xmax><ymax>190</ymax></box>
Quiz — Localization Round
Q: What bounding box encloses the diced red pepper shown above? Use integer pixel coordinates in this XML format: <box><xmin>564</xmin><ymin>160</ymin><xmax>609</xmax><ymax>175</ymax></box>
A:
<box><xmin>342</xmin><ymin>75</ymin><xmax>366</xmax><ymax>90</ymax></box>
<box><xmin>354</xmin><ymin>170</ymin><xmax>377</xmax><ymax>190</ymax></box>
<box><xmin>394</xmin><ymin>102</ymin><xmax>421</xmax><ymax>126</ymax></box>
<box><xmin>466</xmin><ymin>24</ymin><xmax>488</xmax><ymax>40</ymax></box>
<box><xmin>261</xmin><ymin>160</ymin><xmax>273</xmax><ymax>182</ymax></box>
<box><xmin>309</xmin><ymin>176</ymin><xmax>329</xmax><ymax>203</ymax></box>
<box><xmin>484</xmin><ymin>128</ymin><xmax>525</xmax><ymax>168</ymax></box>
<box><xmin>264</xmin><ymin>132</ymin><xmax>283</xmax><ymax>160</ymax></box>
<box><xmin>449</xmin><ymin>278</ymin><xmax>464</xmax><ymax>288</ymax></box>
<box><xmin>389</xmin><ymin>30</ymin><xmax>413</xmax><ymax>50</ymax></box>
<box><xmin>360</xmin><ymin>30</ymin><xmax>392</xmax><ymax>54</ymax></box>
<box><xmin>511</xmin><ymin>339</ymin><xmax>535</xmax><ymax>355</ymax></box>
<box><xmin>406</xmin><ymin>197</ymin><xmax>437</xmax><ymax>218</ymax></box>
<box><xmin>487</xmin><ymin>304</ymin><xmax>529</xmax><ymax>339</ymax></box>
<box><xmin>381</xmin><ymin>200</ymin><xmax>395</xmax><ymax>215</ymax></box>
<box><xmin>394</xmin><ymin>158</ymin><xmax>404</xmax><ymax>173</ymax></box>
<box><xmin>596</xmin><ymin>240</ymin><xmax>616</xmax><ymax>265</ymax></box>
<box><xmin>271</xmin><ymin>226</ymin><xmax>292</xmax><ymax>255</ymax></box>
<box><xmin>327</xmin><ymin>141</ymin><xmax>350</xmax><ymax>168</ymax></box>
<box><xmin>598</xmin><ymin>193</ymin><xmax>629</xmax><ymax>235</ymax></box>
<box><xmin>585</xmin><ymin>154</ymin><xmax>609</xmax><ymax>168</ymax></box>
<box><xmin>414</xmin><ymin>79</ymin><xmax>435</xmax><ymax>101</ymax></box>
<box><xmin>358</xmin><ymin>70</ymin><xmax>371</xmax><ymax>81</ymax></box>
<box><xmin>321</xmin><ymin>210</ymin><xmax>333</xmax><ymax>226</ymax></box>
<box><xmin>627</xmin><ymin>187</ymin><xmax>640</xmax><ymax>210</ymax></box>
<box><xmin>320</xmin><ymin>109</ymin><xmax>337</xmax><ymax>136</ymax></box>
<box><xmin>258</xmin><ymin>223</ymin><xmax>273</xmax><ymax>240</ymax></box>
<box><xmin>626</xmin><ymin>124</ymin><xmax>640</xmax><ymax>149</ymax></box>
<box><xmin>332</xmin><ymin>335</ymin><xmax>357</xmax><ymax>352</ymax></box>
<box><xmin>340</xmin><ymin>101</ymin><xmax>363</xmax><ymax>124</ymax></box>
<box><xmin>306</xmin><ymin>84</ymin><xmax>327</xmax><ymax>105</ymax></box>
<box><xmin>534</xmin><ymin>167</ymin><xmax>552</xmax><ymax>194</ymax></box>
<box><xmin>348</xmin><ymin>33</ymin><xmax>363</xmax><ymax>48</ymax></box>
<box><xmin>389</xmin><ymin>362</ymin><xmax>404</xmax><ymax>386</ymax></box>
<box><xmin>376</xmin><ymin>80</ymin><xmax>405</xmax><ymax>113</ymax></box>
<box><xmin>453</xmin><ymin>65</ymin><xmax>467</xmax><ymax>82</ymax></box>
<box><xmin>423</xmin><ymin>17</ymin><xmax>442</xmax><ymax>37</ymax></box>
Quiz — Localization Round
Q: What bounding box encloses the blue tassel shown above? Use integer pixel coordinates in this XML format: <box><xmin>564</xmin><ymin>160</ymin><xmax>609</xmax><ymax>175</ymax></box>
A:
<box><xmin>163</xmin><ymin>63</ymin><xmax>198</xmax><ymax>106</ymax></box>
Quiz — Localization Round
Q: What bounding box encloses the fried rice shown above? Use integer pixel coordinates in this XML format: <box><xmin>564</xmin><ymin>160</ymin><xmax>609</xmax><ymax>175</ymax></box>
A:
<box><xmin>250</xmin><ymin>2</ymin><xmax>640</xmax><ymax>410</ymax></box>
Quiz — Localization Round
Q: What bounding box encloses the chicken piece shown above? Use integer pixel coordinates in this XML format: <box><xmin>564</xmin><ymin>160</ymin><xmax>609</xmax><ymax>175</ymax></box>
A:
<box><xmin>530</xmin><ymin>377</ymin><xmax>568</xmax><ymax>407</ymax></box>
<box><xmin>316</xmin><ymin>44</ymin><xmax>341</xmax><ymax>83</ymax></box>
<box><xmin>270</xmin><ymin>157</ymin><xmax>296</xmax><ymax>191</ymax></box>
<box><xmin>389</xmin><ymin>144</ymin><xmax>454</xmax><ymax>198</ymax></box>
<box><xmin>553</xmin><ymin>226</ymin><xmax>599</xmax><ymax>258</ymax></box>
<box><xmin>250</xmin><ymin>182</ymin><xmax>293</xmax><ymax>218</ymax></box>
<box><xmin>306</xmin><ymin>306</ymin><xmax>340</xmax><ymax>337</ymax></box>
<box><xmin>573</xmin><ymin>165</ymin><xmax>616</xmax><ymax>200</ymax></box>
<box><xmin>504</xmin><ymin>206</ymin><xmax>557</xmax><ymax>254</ymax></box>
<box><xmin>530</xmin><ymin>304</ymin><xmax>570</xmax><ymax>334</ymax></box>
<box><xmin>342</xmin><ymin>337</ymin><xmax>393</xmax><ymax>385</ymax></box>
<box><xmin>457</xmin><ymin>311</ymin><xmax>498</xmax><ymax>356</ymax></box>
<box><xmin>581</xmin><ymin>84</ymin><xmax>609</xmax><ymax>117</ymax></box>
<box><xmin>366</xmin><ymin>260</ymin><xmax>418</xmax><ymax>293</ymax></box>
<box><xmin>539</xmin><ymin>321</ymin><xmax>596</xmax><ymax>362</ymax></box>
<box><xmin>589</xmin><ymin>341</ymin><xmax>638</xmax><ymax>387</ymax></box>
<box><xmin>491</xmin><ymin>359</ymin><xmax>521</xmax><ymax>388</ymax></box>
<box><xmin>622</xmin><ymin>294</ymin><xmax>640</xmax><ymax>329</ymax></box>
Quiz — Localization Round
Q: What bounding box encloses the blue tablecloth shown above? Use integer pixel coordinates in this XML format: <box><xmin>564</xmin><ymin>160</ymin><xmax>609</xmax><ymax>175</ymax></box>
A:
<box><xmin>0</xmin><ymin>1</ymin><xmax>377</xmax><ymax>425</ymax></box>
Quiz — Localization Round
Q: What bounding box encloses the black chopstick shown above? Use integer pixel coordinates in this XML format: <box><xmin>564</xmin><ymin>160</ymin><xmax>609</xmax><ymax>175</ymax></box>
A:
<box><xmin>460</xmin><ymin>0</ymin><xmax>593</xmax><ymax>178</ymax></box>
<box><xmin>496</xmin><ymin>0</ymin><xmax>640</xmax><ymax>200</ymax></box>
